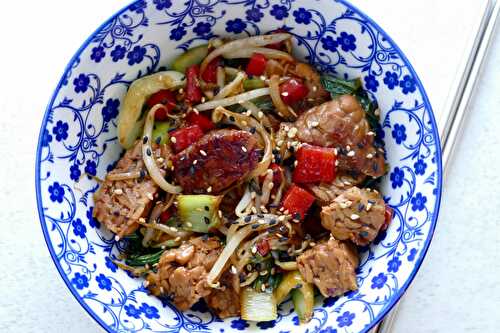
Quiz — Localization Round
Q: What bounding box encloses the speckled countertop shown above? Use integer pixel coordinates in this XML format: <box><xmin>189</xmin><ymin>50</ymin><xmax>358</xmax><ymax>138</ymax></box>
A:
<box><xmin>0</xmin><ymin>2</ymin><xmax>498</xmax><ymax>333</ymax></box>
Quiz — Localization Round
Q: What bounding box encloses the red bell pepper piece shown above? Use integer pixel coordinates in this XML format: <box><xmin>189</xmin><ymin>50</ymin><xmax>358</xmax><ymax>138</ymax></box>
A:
<box><xmin>280</xmin><ymin>78</ymin><xmax>309</xmax><ymax>105</ymax></box>
<box><xmin>246</xmin><ymin>53</ymin><xmax>267</xmax><ymax>76</ymax></box>
<box><xmin>281</xmin><ymin>184</ymin><xmax>315</xmax><ymax>219</ymax></box>
<box><xmin>170</xmin><ymin>124</ymin><xmax>204</xmax><ymax>152</ymax></box>
<box><xmin>201</xmin><ymin>57</ymin><xmax>220</xmax><ymax>83</ymax></box>
<box><xmin>185</xmin><ymin>65</ymin><xmax>202</xmax><ymax>103</ymax></box>
<box><xmin>146</xmin><ymin>89</ymin><xmax>176</xmax><ymax>121</ymax></box>
<box><xmin>185</xmin><ymin>112</ymin><xmax>215</xmax><ymax>132</ymax></box>
<box><xmin>293</xmin><ymin>145</ymin><xmax>336</xmax><ymax>184</ymax></box>
<box><xmin>381</xmin><ymin>205</ymin><xmax>393</xmax><ymax>231</ymax></box>
<box><xmin>159</xmin><ymin>209</ymin><xmax>173</xmax><ymax>224</ymax></box>
<box><xmin>256</xmin><ymin>239</ymin><xmax>270</xmax><ymax>257</ymax></box>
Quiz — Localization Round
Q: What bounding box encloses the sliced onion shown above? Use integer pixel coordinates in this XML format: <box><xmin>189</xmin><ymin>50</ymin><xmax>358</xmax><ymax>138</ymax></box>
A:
<box><xmin>200</xmin><ymin>33</ymin><xmax>292</xmax><ymax>73</ymax></box>
<box><xmin>212</xmin><ymin>107</ymin><xmax>272</xmax><ymax>178</ymax></box>
<box><xmin>216</xmin><ymin>66</ymin><xmax>225</xmax><ymax>89</ymax></box>
<box><xmin>224</xmin><ymin>67</ymin><xmax>240</xmax><ymax>76</ymax></box>
<box><xmin>269</xmin><ymin>75</ymin><xmax>296</xmax><ymax>121</ymax></box>
<box><xmin>240</xmin><ymin>101</ymin><xmax>271</xmax><ymax>128</ymax></box>
<box><xmin>142</xmin><ymin>105</ymin><xmax>182</xmax><ymax>194</ymax></box>
<box><xmin>194</xmin><ymin>88</ymin><xmax>270</xmax><ymax>111</ymax></box>
<box><xmin>214</xmin><ymin>71</ymin><xmax>246</xmax><ymax>100</ymax></box>
<box><xmin>106</xmin><ymin>171</ymin><xmax>141</xmax><ymax>181</ymax></box>
<box><xmin>223</xmin><ymin>47</ymin><xmax>293</xmax><ymax>62</ymax></box>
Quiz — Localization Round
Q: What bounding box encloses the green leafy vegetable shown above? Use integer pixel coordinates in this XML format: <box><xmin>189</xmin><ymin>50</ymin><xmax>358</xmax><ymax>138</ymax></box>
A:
<box><xmin>125</xmin><ymin>249</ymin><xmax>165</xmax><ymax>267</ymax></box>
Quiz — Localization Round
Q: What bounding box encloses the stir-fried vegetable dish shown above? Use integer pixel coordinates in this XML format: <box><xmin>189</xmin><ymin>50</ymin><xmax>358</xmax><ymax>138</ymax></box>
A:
<box><xmin>94</xmin><ymin>33</ymin><xmax>393</xmax><ymax>323</ymax></box>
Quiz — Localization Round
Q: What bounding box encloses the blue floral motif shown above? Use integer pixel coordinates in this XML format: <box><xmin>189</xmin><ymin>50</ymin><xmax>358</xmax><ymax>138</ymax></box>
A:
<box><xmin>96</xmin><ymin>273</ymin><xmax>112</xmax><ymax>291</ymax></box>
<box><xmin>127</xmin><ymin>45</ymin><xmax>147</xmax><ymax>65</ymax></box>
<box><xmin>139</xmin><ymin>303</ymin><xmax>160</xmax><ymax>319</ymax></box>
<box><xmin>72</xmin><ymin>218</ymin><xmax>87</xmax><ymax>238</ymax></box>
<box><xmin>87</xmin><ymin>207</ymin><xmax>100</xmax><ymax>229</ymax></box>
<box><xmin>392</xmin><ymin>123</ymin><xmax>407</xmax><ymax>144</ymax></box>
<box><xmin>292</xmin><ymin>316</ymin><xmax>299</xmax><ymax>326</ymax></box>
<box><xmin>321</xmin><ymin>36</ymin><xmax>338</xmax><ymax>52</ymax></box>
<box><xmin>129</xmin><ymin>0</ymin><xmax>147</xmax><ymax>13</ymax></box>
<box><xmin>90</xmin><ymin>46</ymin><xmax>106</xmax><ymax>63</ymax></box>
<box><xmin>337</xmin><ymin>311</ymin><xmax>355</xmax><ymax>327</ymax></box>
<box><xmin>293</xmin><ymin>8</ymin><xmax>312</xmax><ymax>24</ymax></box>
<box><xmin>323</xmin><ymin>296</ymin><xmax>338</xmax><ymax>307</ymax></box>
<box><xmin>124</xmin><ymin>304</ymin><xmax>142</xmax><ymax>319</ymax></box>
<box><xmin>390</xmin><ymin>167</ymin><xmax>404</xmax><ymax>189</ymax></box>
<box><xmin>170</xmin><ymin>26</ymin><xmax>187</xmax><ymax>41</ymax></box>
<box><xmin>52</xmin><ymin>120</ymin><xmax>69</xmax><ymax>142</ymax></box>
<box><xmin>226</xmin><ymin>19</ymin><xmax>246</xmax><ymax>34</ymax></box>
<box><xmin>408</xmin><ymin>248</ymin><xmax>418</xmax><ymax>262</ymax></box>
<box><xmin>399</xmin><ymin>74</ymin><xmax>416</xmax><ymax>94</ymax></box>
<box><xmin>71</xmin><ymin>272</ymin><xmax>89</xmax><ymax>290</ymax></box>
<box><xmin>319</xmin><ymin>327</ymin><xmax>338</xmax><ymax>333</ymax></box>
<box><xmin>246</xmin><ymin>8</ymin><xmax>264</xmax><ymax>22</ymax></box>
<box><xmin>383</xmin><ymin>71</ymin><xmax>399</xmax><ymax>90</ymax></box>
<box><xmin>102</xmin><ymin>98</ymin><xmax>120</xmax><ymax>122</ymax></box>
<box><xmin>371</xmin><ymin>273</ymin><xmax>388</xmax><ymax>289</ymax></box>
<box><xmin>105</xmin><ymin>256</ymin><xmax>117</xmax><ymax>272</ymax></box>
<box><xmin>257</xmin><ymin>320</ymin><xmax>276</xmax><ymax>329</ymax></box>
<box><xmin>85</xmin><ymin>160</ymin><xmax>97</xmax><ymax>177</ymax></box>
<box><xmin>153</xmin><ymin>0</ymin><xmax>172</xmax><ymax>10</ymax></box>
<box><xmin>364</xmin><ymin>74</ymin><xmax>379</xmax><ymax>92</ymax></box>
<box><xmin>411</xmin><ymin>192</ymin><xmax>427</xmax><ymax>211</ymax></box>
<box><xmin>230</xmin><ymin>318</ymin><xmax>249</xmax><ymax>330</ymax></box>
<box><xmin>41</xmin><ymin>129</ymin><xmax>53</xmax><ymax>147</ymax></box>
<box><xmin>270</xmin><ymin>5</ymin><xmax>289</xmax><ymax>20</ymax></box>
<box><xmin>73</xmin><ymin>74</ymin><xmax>90</xmax><ymax>93</ymax></box>
<box><xmin>48</xmin><ymin>182</ymin><xmax>65</xmax><ymax>203</ymax></box>
<box><xmin>193</xmin><ymin>22</ymin><xmax>211</xmax><ymax>36</ymax></box>
<box><xmin>336</xmin><ymin>32</ymin><xmax>357</xmax><ymax>52</ymax></box>
<box><xmin>387</xmin><ymin>256</ymin><xmax>402</xmax><ymax>273</ymax></box>
<box><xmin>110</xmin><ymin>45</ymin><xmax>127</xmax><ymax>62</ymax></box>
<box><xmin>414</xmin><ymin>159</ymin><xmax>427</xmax><ymax>175</ymax></box>
<box><xmin>69</xmin><ymin>164</ymin><xmax>81</xmax><ymax>182</ymax></box>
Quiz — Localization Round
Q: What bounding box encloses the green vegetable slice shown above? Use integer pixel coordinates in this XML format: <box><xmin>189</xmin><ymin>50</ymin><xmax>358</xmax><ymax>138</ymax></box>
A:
<box><xmin>243</xmin><ymin>78</ymin><xmax>266</xmax><ymax>91</ymax></box>
<box><xmin>291</xmin><ymin>282</ymin><xmax>314</xmax><ymax>323</ymax></box>
<box><xmin>152</xmin><ymin>121</ymin><xmax>170</xmax><ymax>145</ymax></box>
<box><xmin>171</xmin><ymin>44</ymin><xmax>209</xmax><ymax>73</ymax></box>
<box><xmin>177</xmin><ymin>194</ymin><xmax>222</xmax><ymax>232</ymax></box>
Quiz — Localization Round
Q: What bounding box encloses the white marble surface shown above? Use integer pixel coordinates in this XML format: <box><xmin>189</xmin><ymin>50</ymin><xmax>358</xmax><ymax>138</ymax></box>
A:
<box><xmin>0</xmin><ymin>2</ymin><xmax>499</xmax><ymax>333</ymax></box>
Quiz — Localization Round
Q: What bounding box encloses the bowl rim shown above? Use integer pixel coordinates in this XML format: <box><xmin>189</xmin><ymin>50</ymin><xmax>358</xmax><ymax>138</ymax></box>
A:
<box><xmin>35</xmin><ymin>1</ymin><xmax>443</xmax><ymax>332</ymax></box>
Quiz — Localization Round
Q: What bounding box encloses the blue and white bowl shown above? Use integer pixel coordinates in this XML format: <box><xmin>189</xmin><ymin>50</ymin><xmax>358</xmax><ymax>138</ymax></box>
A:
<box><xmin>35</xmin><ymin>1</ymin><xmax>442</xmax><ymax>332</ymax></box>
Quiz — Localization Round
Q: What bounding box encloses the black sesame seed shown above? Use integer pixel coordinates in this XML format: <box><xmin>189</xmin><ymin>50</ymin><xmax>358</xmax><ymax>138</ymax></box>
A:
<box><xmin>368</xmin><ymin>200</ymin><xmax>376</xmax><ymax>204</ymax></box>
<box><xmin>359</xmin><ymin>231</ymin><xmax>369</xmax><ymax>238</ymax></box>
<box><xmin>229</xmin><ymin>116</ymin><xmax>235</xmax><ymax>122</ymax></box>
<box><xmin>257</xmin><ymin>214</ymin><xmax>264</xmax><ymax>218</ymax></box>
<box><xmin>288</xmin><ymin>146</ymin><xmax>295</xmax><ymax>153</ymax></box>
<box><xmin>201</xmin><ymin>234</ymin><xmax>209</xmax><ymax>240</ymax></box>
<box><xmin>189</xmin><ymin>165</ymin><xmax>196</xmax><ymax>175</ymax></box>
<box><xmin>293</xmin><ymin>212</ymin><xmax>301</xmax><ymax>220</ymax></box>
<box><xmin>146</xmin><ymin>148</ymin><xmax>152</xmax><ymax>156</ymax></box>
<box><xmin>155</xmin><ymin>136</ymin><xmax>162</xmax><ymax>145</ymax></box>
<box><xmin>203</xmin><ymin>217</ymin><xmax>210</xmax><ymax>224</ymax></box>
<box><xmin>143</xmin><ymin>136</ymin><xmax>148</xmax><ymax>144</ymax></box>
<box><xmin>249</xmin><ymin>127</ymin><xmax>256</xmax><ymax>134</ymax></box>
<box><xmin>372</xmin><ymin>162</ymin><xmax>379</xmax><ymax>172</ymax></box>
<box><xmin>358</xmin><ymin>203</ymin><xmax>365</xmax><ymax>212</ymax></box>
<box><xmin>244</xmin><ymin>216</ymin><xmax>252</xmax><ymax>222</ymax></box>
<box><xmin>252</xmin><ymin>224</ymin><xmax>260</xmax><ymax>230</ymax></box>
<box><xmin>269</xmin><ymin>219</ymin><xmax>277</xmax><ymax>225</ymax></box>
<box><xmin>168</xmin><ymin>127</ymin><xmax>177</xmax><ymax>133</ymax></box>
<box><xmin>204</xmin><ymin>206</ymin><xmax>210</xmax><ymax>211</ymax></box>
<box><xmin>357</xmin><ymin>143</ymin><xmax>365</xmax><ymax>149</ymax></box>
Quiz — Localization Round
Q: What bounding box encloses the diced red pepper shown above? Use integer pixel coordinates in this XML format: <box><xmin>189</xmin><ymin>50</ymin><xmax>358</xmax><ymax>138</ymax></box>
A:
<box><xmin>170</xmin><ymin>124</ymin><xmax>204</xmax><ymax>152</ymax></box>
<box><xmin>159</xmin><ymin>209</ymin><xmax>173</xmax><ymax>224</ymax></box>
<box><xmin>201</xmin><ymin>57</ymin><xmax>221</xmax><ymax>83</ymax></box>
<box><xmin>146</xmin><ymin>89</ymin><xmax>176</xmax><ymax>121</ymax></box>
<box><xmin>185</xmin><ymin>112</ymin><xmax>215</xmax><ymax>132</ymax></box>
<box><xmin>280</xmin><ymin>78</ymin><xmax>309</xmax><ymax>105</ymax></box>
<box><xmin>293</xmin><ymin>145</ymin><xmax>336</xmax><ymax>184</ymax></box>
<box><xmin>267</xmin><ymin>29</ymin><xmax>287</xmax><ymax>50</ymax></box>
<box><xmin>246</xmin><ymin>53</ymin><xmax>267</xmax><ymax>76</ymax></box>
<box><xmin>185</xmin><ymin>65</ymin><xmax>202</xmax><ymax>103</ymax></box>
<box><xmin>281</xmin><ymin>184</ymin><xmax>315</xmax><ymax>219</ymax></box>
<box><xmin>381</xmin><ymin>205</ymin><xmax>393</xmax><ymax>231</ymax></box>
<box><xmin>256</xmin><ymin>239</ymin><xmax>270</xmax><ymax>257</ymax></box>
<box><xmin>259</xmin><ymin>163</ymin><xmax>283</xmax><ymax>188</ymax></box>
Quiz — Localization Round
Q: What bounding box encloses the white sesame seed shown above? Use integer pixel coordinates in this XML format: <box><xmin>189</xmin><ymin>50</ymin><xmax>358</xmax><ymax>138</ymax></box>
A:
<box><xmin>366</xmin><ymin>153</ymin><xmax>373</xmax><ymax>159</ymax></box>
<box><xmin>347</xmin><ymin>150</ymin><xmax>355</xmax><ymax>157</ymax></box>
<box><xmin>157</xmin><ymin>157</ymin><xmax>164</xmax><ymax>163</ymax></box>
<box><xmin>268</xmin><ymin>182</ymin><xmax>274</xmax><ymax>189</ymax></box>
<box><xmin>251</xmin><ymin>192</ymin><xmax>256</xmax><ymax>199</ymax></box>
<box><xmin>143</xmin><ymin>280</ymin><xmax>150</xmax><ymax>287</ymax></box>
<box><xmin>171</xmin><ymin>165</ymin><xmax>175</xmax><ymax>171</ymax></box>
<box><xmin>366</xmin><ymin>203</ymin><xmax>373</xmax><ymax>211</ymax></box>
<box><xmin>114</xmin><ymin>188</ymin><xmax>123</xmax><ymax>195</ymax></box>
<box><xmin>367</xmin><ymin>131</ymin><xmax>375</xmax><ymax>136</ymax></box>
<box><xmin>147</xmin><ymin>192</ymin><xmax>154</xmax><ymax>200</ymax></box>
<box><xmin>261</xmin><ymin>284</ymin><xmax>266</xmax><ymax>292</ymax></box>
<box><xmin>312</xmin><ymin>86</ymin><xmax>318</xmax><ymax>92</ymax></box>
<box><xmin>281</xmin><ymin>91</ymin><xmax>289</xmax><ymax>97</ymax></box>
<box><xmin>333</xmin><ymin>148</ymin><xmax>338</xmax><ymax>155</ymax></box>
<box><xmin>186</xmin><ymin>222</ymin><xmax>193</xmax><ymax>228</ymax></box>
<box><xmin>346</xmin><ymin>145</ymin><xmax>351</xmax><ymax>151</ymax></box>
<box><xmin>170</xmin><ymin>226</ymin><xmax>178</xmax><ymax>232</ymax></box>
<box><xmin>374</xmin><ymin>109</ymin><xmax>380</xmax><ymax>116</ymax></box>
<box><xmin>139</xmin><ymin>217</ymin><xmax>146</xmax><ymax>223</ymax></box>
<box><xmin>218</xmin><ymin>210</ymin><xmax>223</xmax><ymax>218</ymax></box>
<box><xmin>230</xmin><ymin>265</ymin><xmax>237</xmax><ymax>274</ymax></box>
<box><xmin>260</xmin><ymin>75</ymin><xmax>267</xmax><ymax>80</ymax></box>
<box><xmin>161</xmin><ymin>245</ymin><xmax>166</xmax><ymax>249</ymax></box>
<box><xmin>241</xmin><ymin>146</ymin><xmax>248</xmax><ymax>152</ymax></box>
<box><xmin>192</xmin><ymin>107</ymin><xmax>199</xmax><ymax>114</ymax></box>
<box><xmin>201</xmin><ymin>97</ymin><xmax>206</xmax><ymax>103</ymax></box>
<box><xmin>251</xmin><ymin>246</ymin><xmax>257</xmax><ymax>254</ymax></box>
<box><xmin>335</xmin><ymin>160</ymin><xmax>339</xmax><ymax>166</ymax></box>
<box><xmin>294</xmin><ymin>160</ymin><xmax>298</xmax><ymax>167</ymax></box>
<box><xmin>238</xmin><ymin>100</ymin><xmax>244</xmax><ymax>104</ymax></box>
<box><xmin>277</xmin><ymin>140</ymin><xmax>284</xmax><ymax>146</ymax></box>
<box><xmin>178</xmin><ymin>88</ymin><xmax>184</xmax><ymax>94</ymax></box>
<box><xmin>171</xmin><ymin>136</ymin><xmax>177</xmax><ymax>143</ymax></box>
<box><xmin>258</xmin><ymin>111</ymin><xmax>264</xmax><ymax>119</ymax></box>
<box><xmin>251</xmin><ymin>207</ymin><xmax>257</xmax><ymax>214</ymax></box>
<box><xmin>309</xmin><ymin>121</ymin><xmax>319</xmax><ymax>128</ymax></box>
<box><xmin>207</xmin><ymin>186</ymin><xmax>212</xmax><ymax>193</ymax></box>
<box><xmin>175</xmin><ymin>236</ymin><xmax>181</xmax><ymax>242</ymax></box>
<box><xmin>241</xmin><ymin>120</ymin><xmax>248</xmax><ymax>126</ymax></box>
<box><xmin>245</xmin><ymin>110</ymin><xmax>252</xmax><ymax>116</ymax></box>
<box><xmin>351</xmin><ymin>214</ymin><xmax>360</xmax><ymax>220</ymax></box>
<box><xmin>193</xmin><ymin>160</ymin><xmax>198</xmax><ymax>165</ymax></box>
<box><xmin>200</xmin><ymin>150</ymin><xmax>207</xmax><ymax>156</ymax></box>
<box><xmin>114</xmin><ymin>235</ymin><xmax>120</xmax><ymax>242</ymax></box>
